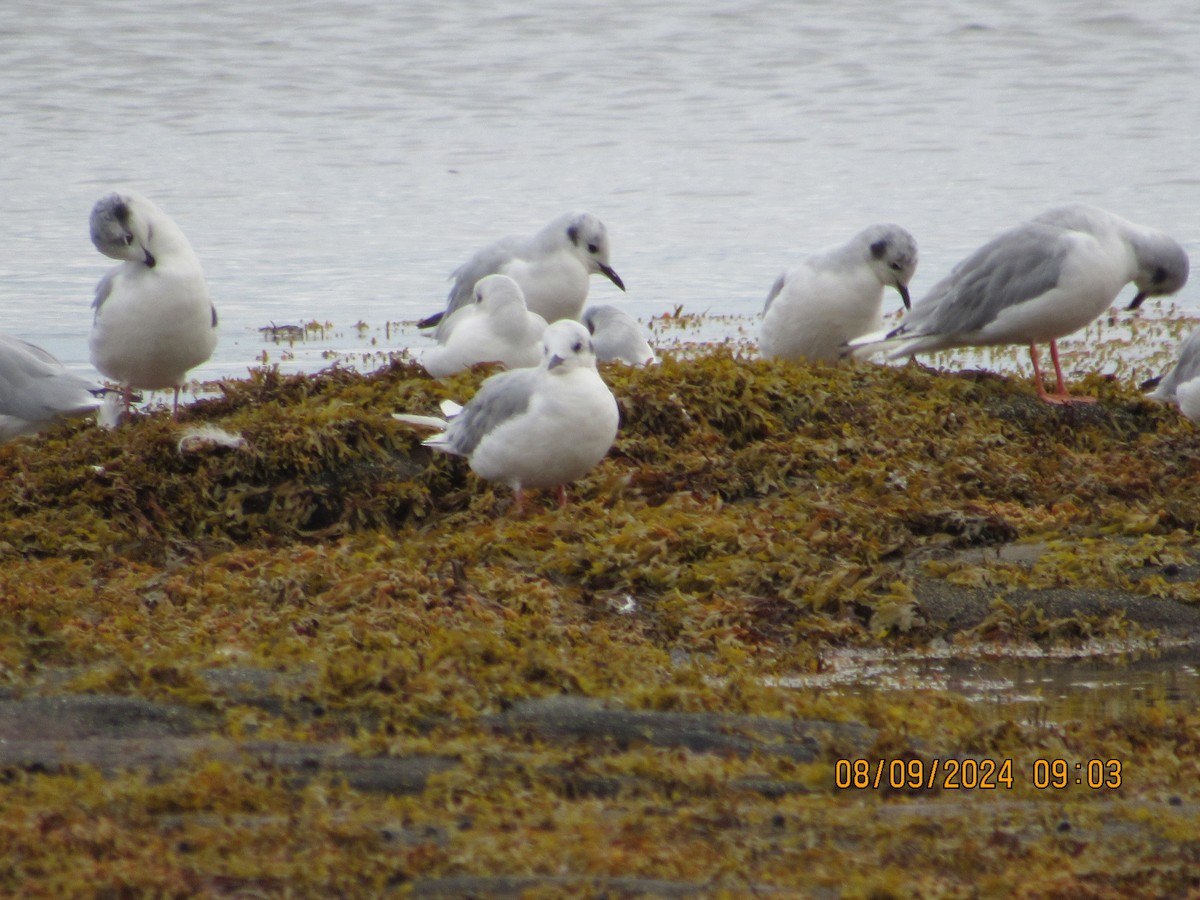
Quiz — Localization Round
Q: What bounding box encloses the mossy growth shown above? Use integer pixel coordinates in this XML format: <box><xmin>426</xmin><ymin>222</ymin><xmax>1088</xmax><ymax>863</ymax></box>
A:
<box><xmin>1</xmin><ymin>339</ymin><xmax>1200</xmax><ymax>895</ymax></box>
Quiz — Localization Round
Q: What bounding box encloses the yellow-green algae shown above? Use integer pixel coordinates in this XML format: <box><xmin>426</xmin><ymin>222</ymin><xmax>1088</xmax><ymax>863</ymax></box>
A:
<box><xmin>1</xmin><ymin>342</ymin><xmax>1200</xmax><ymax>896</ymax></box>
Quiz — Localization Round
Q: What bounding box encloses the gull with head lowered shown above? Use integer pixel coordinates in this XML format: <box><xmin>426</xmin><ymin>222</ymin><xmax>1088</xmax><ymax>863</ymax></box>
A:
<box><xmin>418</xmin><ymin>211</ymin><xmax>625</xmax><ymax>341</ymax></box>
<box><xmin>849</xmin><ymin>205</ymin><xmax>1190</xmax><ymax>403</ymax></box>
<box><xmin>760</xmin><ymin>223</ymin><xmax>918</xmax><ymax>364</ymax></box>
<box><xmin>396</xmin><ymin>320</ymin><xmax>620</xmax><ymax>508</ymax></box>
<box><xmin>582</xmin><ymin>305</ymin><xmax>656</xmax><ymax>367</ymax></box>
<box><xmin>419</xmin><ymin>274</ymin><xmax>547</xmax><ymax>378</ymax></box>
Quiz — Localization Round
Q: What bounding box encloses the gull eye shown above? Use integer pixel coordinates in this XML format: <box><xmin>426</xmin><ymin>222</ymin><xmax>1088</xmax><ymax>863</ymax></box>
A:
<box><xmin>123</xmin><ymin>233</ymin><xmax>134</xmax><ymax>246</ymax></box>
<box><xmin>572</xmin><ymin>340</ymin><xmax>583</xmax><ymax>353</ymax></box>
<box><xmin>587</xmin><ymin>243</ymin><xmax>599</xmax><ymax>254</ymax></box>
<box><xmin>889</xmin><ymin>262</ymin><xmax>902</xmax><ymax>271</ymax></box>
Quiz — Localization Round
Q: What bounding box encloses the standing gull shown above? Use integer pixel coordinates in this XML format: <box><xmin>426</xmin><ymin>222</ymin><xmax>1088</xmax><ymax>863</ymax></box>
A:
<box><xmin>419</xmin><ymin>274</ymin><xmax>547</xmax><ymax>378</ymax></box>
<box><xmin>850</xmin><ymin>205</ymin><xmax>1190</xmax><ymax>403</ymax></box>
<box><xmin>760</xmin><ymin>223</ymin><xmax>918</xmax><ymax>363</ymax></box>
<box><xmin>582</xmin><ymin>305</ymin><xmax>657</xmax><ymax>367</ymax></box>
<box><xmin>418</xmin><ymin>211</ymin><xmax>625</xmax><ymax>340</ymax></box>
<box><xmin>395</xmin><ymin>320</ymin><xmax>620</xmax><ymax>507</ymax></box>
<box><xmin>0</xmin><ymin>334</ymin><xmax>106</xmax><ymax>441</ymax></box>
<box><xmin>88</xmin><ymin>190</ymin><xmax>218</xmax><ymax>414</ymax></box>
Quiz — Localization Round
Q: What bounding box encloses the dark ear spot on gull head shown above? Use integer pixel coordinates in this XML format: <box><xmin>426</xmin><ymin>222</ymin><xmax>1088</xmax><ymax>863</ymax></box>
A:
<box><xmin>547</xmin><ymin>334</ymin><xmax>590</xmax><ymax>370</ymax></box>
<box><xmin>870</xmin><ymin>239</ymin><xmax>888</xmax><ymax>260</ymax></box>
<box><xmin>567</xmin><ymin>223</ymin><xmax>580</xmax><ymax>245</ymax></box>
<box><xmin>1128</xmin><ymin>239</ymin><xmax>1190</xmax><ymax>309</ymax></box>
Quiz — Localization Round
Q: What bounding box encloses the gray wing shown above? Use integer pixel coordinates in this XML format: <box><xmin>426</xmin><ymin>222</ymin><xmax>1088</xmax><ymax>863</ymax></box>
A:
<box><xmin>763</xmin><ymin>272</ymin><xmax>787</xmax><ymax>314</ymax></box>
<box><xmin>1153</xmin><ymin>326</ymin><xmax>1200</xmax><ymax>400</ymax></box>
<box><xmin>0</xmin><ymin>335</ymin><xmax>100</xmax><ymax>421</ymax></box>
<box><xmin>896</xmin><ymin>222</ymin><xmax>1070</xmax><ymax>339</ymax></box>
<box><xmin>442</xmin><ymin>235</ymin><xmax>527</xmax><ymax>319</ymax></box>
<box><xmin>92</xmin><ymin>267</ymin><xmax>119</xmax><ymax>312</ymax></box>
<box><xmin>440</xmin><ymin>367</ymin><xmax>538</xmax><ymax>457</ymax></box>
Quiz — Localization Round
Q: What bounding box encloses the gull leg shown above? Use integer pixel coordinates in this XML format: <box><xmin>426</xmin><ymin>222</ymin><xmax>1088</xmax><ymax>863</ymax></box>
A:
<box><xmin>556</xmin><ymin>485</ymin><xmax>568</xmax><ymax>508</ymax></box>
<box><xmin>1030</xmin><ymin>341</ymin><xmax>1096</xmax><ymax>405</ymax></box>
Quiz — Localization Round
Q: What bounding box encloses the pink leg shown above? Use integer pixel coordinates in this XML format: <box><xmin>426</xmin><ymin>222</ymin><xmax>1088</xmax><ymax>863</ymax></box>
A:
<box><xmin>1029</xmin><ymin>342</ymin><xmax>1096</xmax><ymax>405</ymax></box>
<box><xmin>556</xmin><ymin>485</ymin><xmax>568</xmax><ymax>508</ymax></box>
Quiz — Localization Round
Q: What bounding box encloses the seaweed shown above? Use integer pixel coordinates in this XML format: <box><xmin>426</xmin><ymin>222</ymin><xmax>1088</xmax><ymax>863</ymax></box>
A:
<box><xmin>2</xmin><ymin>329</ymin><xmax>1200</xmax><ymax>895</ymax></box>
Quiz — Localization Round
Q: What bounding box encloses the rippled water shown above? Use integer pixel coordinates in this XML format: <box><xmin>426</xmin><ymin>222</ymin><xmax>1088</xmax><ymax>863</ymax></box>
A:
<box><xmin>3</xmin><ymin>0</ymin><xmax>1200</xmax><ymax>382</ymax></box>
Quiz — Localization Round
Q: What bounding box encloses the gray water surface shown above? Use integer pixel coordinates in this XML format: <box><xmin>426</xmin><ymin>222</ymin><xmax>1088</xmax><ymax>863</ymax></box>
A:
<box><xmin>3</xmin><ymin>1</ymin><xmax>1200</xmax><ymax>381</ymax></box>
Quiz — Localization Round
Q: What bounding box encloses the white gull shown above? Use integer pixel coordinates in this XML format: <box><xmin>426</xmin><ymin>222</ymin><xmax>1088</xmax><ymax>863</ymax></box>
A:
<box><xmin>760</xmin><ymin>223</ymin><xmax>917</xmax><ymax>364</ymax></box>
<box><xmin>419</xmin><ymin>274</ymin><xmax>547</xmax><ymax>378</ymax></box>
<box><xmin>396</xmin><ymin>320</ymin><xmax>620</xmax><ymax>507</ymax></box>
<box><xmin>0</xmin><ymin>334</ymin><xmax>107</xmax><ymax>441</ymax></box>
<box><xmin>418</xmin><ymin>211</ymin><xmax>624</xmax><ymax>340</ymax></box>
<box><xmin>581</xmin><ymin>305</ymin><xmax>656</xmax><ymax>367</ymax></box>
<box><xmin>88</xmin><ymin>190</ymin><xmax>217</xmax><ymax>414</ymax></box>
<box><xmin>1148</xmin><ymin>325</ymin><xmax>1200</xmax><ymax>423</ymax></box>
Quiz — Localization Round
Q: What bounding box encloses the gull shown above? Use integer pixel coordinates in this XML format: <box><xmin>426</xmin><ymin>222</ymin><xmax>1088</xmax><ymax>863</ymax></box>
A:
<box><xmin>418</xmin><ymin>211</ymin><xmax>625</xmax><ymax>340</ymax></box>
<box><xmin>395</xmin><ymin>320</ymin><xmax>620</xmax><ymax>507</ymax></box>
<box><xmin>581</xmin><ymin>305</ymin><xmax>657</xmax><ymax>366</ymax></box>
<box><xmin>1147</xmin><ymin>326</ymin><xmax>1200</xmax><ymax>423</ymax></box>
<box><xmin>760</xmin><ymin>223</ymin><xmax>918</xmax><ymax>363</ymax></box>
<box><xmin>419</xmin><ymin>274</ymin><xmax>547</xmax><ymax>378</ymax></box>
<box><xmin>88</xmin><ymin>190</ymin><xmax>218</xmax><ymax>414</ymax></box>
<box><xmin>850</xmin><ymin>205</ymin><xmax>1190</xmax><ymax>403</ymax></box>
<box><xmin>0</xmin><ymin>334</ymin><xmax>107</xmax><ymax>441</ymax></box>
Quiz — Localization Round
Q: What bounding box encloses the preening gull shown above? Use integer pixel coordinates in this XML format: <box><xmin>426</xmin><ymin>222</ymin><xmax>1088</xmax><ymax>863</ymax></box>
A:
<box><xmin>759</xmin><ymin>223</ymin><xmax>917</xmax><ymax>363</ymax></box>
<box><xmin>88</xmin><ymin>190</ymin><xmax>218</xmax><ymax>414</ymax></box>
<box><xmin>1148</xmin><ymin>326</ymin><xmax>1200</xmax><ymax>423</ymax></box>
<box><xmin>395</xmin><ymin>320</ymin><xmax>620</xmax><ymax>507</ymax></box>
<box><xmin>418</xmin><ymin>211</ymin><xmax>625</xmax><ymax>340</ymax></box>
<box><xmin>0</xmin><ymin>334</ymin><xmax>106</xmax><ymax>441</ymax></box>
<box><xmin>582</xmin><ymin>305</ymin><xmax>656</xmax><ymax>366</ymax></box>
<box><xmin>850</xmin><ymin>205</ymin><xmax>1190</xmax><ymax>403</ymax></box>
<box><xmin>419</xmin><ymin>274</ymin><xmax>547</xmax><ymax>378</ymax></box>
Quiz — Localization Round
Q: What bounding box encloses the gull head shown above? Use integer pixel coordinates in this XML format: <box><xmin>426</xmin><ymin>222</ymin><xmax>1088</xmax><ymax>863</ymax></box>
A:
<box><xmin>474</xmin><ymin>273</ymin><xmax>529</xmax><ymax>315</ymax></box>
<box><xmin>864</xmin><ymin>223</ymin><xmax>919</xmax><ymax>310</ymax></box>
<box><xmin>90</xmin><ymin>191</ymin><xmax>157</xmax><ymax>268</ymax></box>
<box><xmin>1128</xmin><ymin>232</ymin><xmax>1190</xmax><ymax>310</ymax></box>
<box><xmin>565</xmin><ymin>212</ymin><xmax>625</xmax><ymax>291</ymax></box>
<box><xmin>543</xmin><ymin>320</ymin><xmax>597</xmax><ymax>374</ymax></box>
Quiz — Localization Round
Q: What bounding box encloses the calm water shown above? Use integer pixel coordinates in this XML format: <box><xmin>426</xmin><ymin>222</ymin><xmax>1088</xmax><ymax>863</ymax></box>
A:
<box><xmin>780</xmin><ymin>643</ymin><xmax>1200</xmax><ymax>724</ymax></box>
<box><xmin>3</xmin><ymin>0</ymin><xmax>1200</xmax><ymax>382</ymax></box>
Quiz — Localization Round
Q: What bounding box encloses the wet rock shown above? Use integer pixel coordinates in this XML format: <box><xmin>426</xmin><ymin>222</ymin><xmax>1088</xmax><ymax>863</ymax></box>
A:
<box><xmin>483</xmin><ymin>694</ymin><xmax>876</xmax><ymax>760</ymax></box>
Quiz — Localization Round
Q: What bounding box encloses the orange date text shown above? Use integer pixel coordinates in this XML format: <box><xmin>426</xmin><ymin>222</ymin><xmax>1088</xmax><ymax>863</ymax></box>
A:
<box><xmin>835</xmin><ymin>757</ymin><xmax>1013</xmax><ymax>790</ymax></box>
